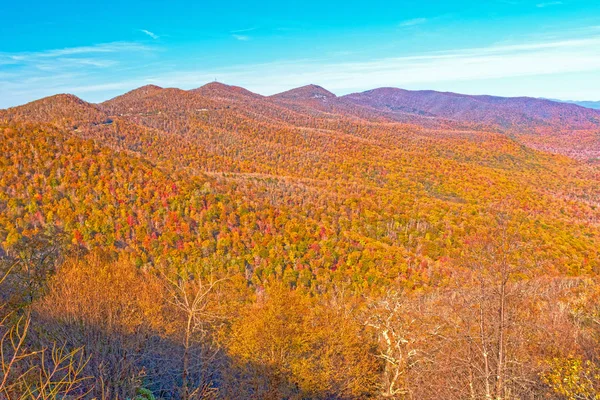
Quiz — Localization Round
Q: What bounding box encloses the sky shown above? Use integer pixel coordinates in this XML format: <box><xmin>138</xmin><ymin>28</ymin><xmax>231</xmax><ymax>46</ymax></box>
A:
<box><xmin>1</xmin><ymin>0</ymin><xmax>600</xmax><ymax>108</ymax></box>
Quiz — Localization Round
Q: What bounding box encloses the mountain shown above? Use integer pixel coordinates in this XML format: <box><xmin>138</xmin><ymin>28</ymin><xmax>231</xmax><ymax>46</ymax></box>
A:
<box><xmin>3</xmin><ymin>84</ymin><xmax>600</xmax><ymax>161</ymax></box>
<box><xmin>98</xmin><ymin>84</ymin><xmax>165</xmax><ymax>110</ymax></box>
<box><xmin>270</xmin><ymin>84</ymin><xmax>336</xmax><ymax>102</ymax></box>
<box><xmin>191</xmin><ymin>81</ymin><xmax>264</xmax><ymax>100</ymax></box>
<box><xmin>3</xmin><ymin>84</ymin><xmax>600</xmax><ymax>162</ymax></box>
<box><xmin>0</xmin><ymin>93</ymin><xmax>109</xmax><ymax>128</ymax></box>
<box><xmin>268</xmin><ymin>85</ymin><xmax>477</xmax><ymax>129</ymax></box>
<box><xmin>555</xmin><ymin>99</ymin><xmax>600</xmax><ymax>110</ymax></box>
<box><xmin>342</xmin><ymin>87</ymin><xmax>600</xmax><ymax>132</ymax></box>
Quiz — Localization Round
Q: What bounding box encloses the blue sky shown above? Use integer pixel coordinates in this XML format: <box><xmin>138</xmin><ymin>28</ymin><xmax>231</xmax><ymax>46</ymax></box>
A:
<box><xmin>1</xmin><ymin>0</ymin><xmax>600</xmax><ymax>108</ymax></box>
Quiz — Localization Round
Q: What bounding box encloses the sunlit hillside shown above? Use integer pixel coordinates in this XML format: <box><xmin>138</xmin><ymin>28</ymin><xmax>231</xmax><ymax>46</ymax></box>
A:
<box><xmin>2</xmin><ymin>83</ymin><xmax>600</xmax><ymax>398</ymax></box>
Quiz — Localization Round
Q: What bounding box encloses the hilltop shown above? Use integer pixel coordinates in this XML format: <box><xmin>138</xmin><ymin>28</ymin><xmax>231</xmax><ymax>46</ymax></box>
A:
<box><xmin>270</xmin><ymin>84</ymin><xmax>337</xmax><ymax>101</ymax></box>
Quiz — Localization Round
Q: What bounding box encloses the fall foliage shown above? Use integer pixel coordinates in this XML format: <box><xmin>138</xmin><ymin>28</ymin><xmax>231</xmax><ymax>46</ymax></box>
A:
<box><xmin>1</xmin><ymin>83</ymin><xmax>600</xmax><ymax>398</ymax></box>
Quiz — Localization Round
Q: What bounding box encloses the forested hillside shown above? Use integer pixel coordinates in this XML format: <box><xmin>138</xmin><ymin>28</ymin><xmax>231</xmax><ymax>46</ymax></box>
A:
<box><xmin>1</xmin><ymin>83</ymin><xmax>600</xmax><ymax>399</ymax></box>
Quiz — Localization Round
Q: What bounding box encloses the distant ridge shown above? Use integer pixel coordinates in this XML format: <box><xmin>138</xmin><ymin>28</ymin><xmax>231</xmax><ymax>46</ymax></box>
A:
<box><xmin>552</xmin><ymin>99</ymin><xmax>600</xmax><ymax>110</ymax></box>
<box><xmin>3</xmin><ymin>82</ymin><xmax>600</xmax><ymax>160</ymax></box>
<box><xmin>341</xmin><ymin>87</ymin><xmax>600</xmax><ymax>131</ymax></box>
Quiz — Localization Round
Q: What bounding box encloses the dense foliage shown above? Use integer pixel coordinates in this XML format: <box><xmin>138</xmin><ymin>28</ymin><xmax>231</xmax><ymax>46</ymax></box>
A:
<box><xmin>1</xmin><ymin>83</ymin><xmax>600</xmax><ymax>398</ymax></box>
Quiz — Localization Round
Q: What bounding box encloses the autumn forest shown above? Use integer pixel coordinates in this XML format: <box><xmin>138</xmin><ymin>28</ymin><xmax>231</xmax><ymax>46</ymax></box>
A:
<box><xmin>2</xmin><ymin>82</ymin><xmax>600</xmax><ymax>399</ymax></box>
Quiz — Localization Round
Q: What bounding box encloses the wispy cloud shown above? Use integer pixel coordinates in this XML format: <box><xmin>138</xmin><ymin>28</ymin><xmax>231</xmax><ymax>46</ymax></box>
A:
<box><xmin>141</xmin><ymin>34</ymin><xmax>600</xmax><ymax>98</ymax></box>
<box><xmin>0</xmin><ymin>42</ymin><xmax>157</xmax><ymax>107</ymax></box>
<box><xmin>231</xmin><ymin>27</ymin><xmax>257</xmax><ymax>34</ymax></box>
<box><xmin>0</xmin><ymin>43</ymin><xmax>150</xmax><ymax>75</ymax></box>
<box><xmin>4</xmin><ymin>42</ymin><xmax>152</xmax><ymax>61</ymax></box>
<box><xmin>3</xmin><ymin>32</ymin><xmax>600</xmax><ymax>107</ymax></box>
<box><xmin>140</xmin><ymin>29</ymin><xmax>159</xmax><ymax>39</ymax></box>
<box><xmin>399</xmin><ymin>18</ymin><xmax>428</xmax><ymax>27</ymax></box>
<box><xmin>232</xmin><ymin>34</ymin><xmax>251</xmax><ymax>41</ymax></box>
<box><xmin>230</xmin><ymin>27</ymin><xmax>257</xmax><ymax>41</ymax></box>
<box><xmin>34</xmin><ymin>58</ymin><xmax>119</xmax><ymax>71</ymax></box>
<box><xmin>496</xmin><ymin>0</ymin><xmax>520</xmax><ymax>5</ymax></box>
<box><xmin>536</xmin><ymin>1</ymin><xmax>563</xmax><ymax>8</ymax></box>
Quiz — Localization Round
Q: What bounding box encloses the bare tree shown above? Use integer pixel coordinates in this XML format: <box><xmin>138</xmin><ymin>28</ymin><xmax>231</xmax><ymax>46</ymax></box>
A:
<box><xmin>164</xmin><ymin>273</ymin><xmax>228</xmax><ymax>400</ymax></box>
<box><xmin>460</xmin><ymin>214</ymin><xmax>530</xmax><ymax>400</ymax></box>
<box><xmin>0</xmin><ymin>264</ymin><xmax>89</xmax><ymax>399</ymax></box>
<box><xmin>362</xmin><ymin>290</ymin><xmax>446</xmax><ymax>398</ymax></box>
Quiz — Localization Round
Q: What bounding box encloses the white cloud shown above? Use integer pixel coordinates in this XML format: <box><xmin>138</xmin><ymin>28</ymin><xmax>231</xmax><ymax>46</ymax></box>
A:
<box><xmin>2</xmin><ymin>42</ymin><xmax>152</xmax><ymax>62</ymax></box>
<box><xmin>0</xmin><ymin>42</ymin><xmax>158</xmax><ymax>107</ymax></box>
<box><xmin>231</xmin><ymin>27</ymin><xmax>257</xmax><ymax>34</ymax></box>
<box><xmin>140</xmin><ymin>29</ymin><xmax>159</xmax><ymax>39</ymax></box>
<box><xmin>138</xmin><ymin>35</ymin><xmax>600</xmax><ymax>97</ymax></box>
<box><xmin>0</xmin><ymin>42</ymin><xmax>154</xmax><ymax>78</ymax></box>
<box><xmin>399</xmin><ymin>18</ymin><xmax>428</xmax><ymax>27</ymax></box>
<box><xmin>536</xmin><ymin>1</ymin><xmax>563</xmax><ymax>7</ymax></box>
<box><xmin>232</xmin><ymin>34</ymin><xmax>251</xmax><ymax>41</ymax></box>
<box><xmin>3</xmin><ymin>33</ymin><xmax>600</xmax><ymax>107</ymax></box>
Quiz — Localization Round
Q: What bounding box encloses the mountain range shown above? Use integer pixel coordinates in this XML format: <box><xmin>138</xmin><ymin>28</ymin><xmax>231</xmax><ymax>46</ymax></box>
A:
<box><xmin>3</xmin><ymin>83</ymin><xmax>600</xmax><ymax>161</ymax></box>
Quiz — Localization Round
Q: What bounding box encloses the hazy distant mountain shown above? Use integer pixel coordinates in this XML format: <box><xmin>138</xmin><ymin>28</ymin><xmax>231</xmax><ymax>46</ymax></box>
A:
<box><xmin>551</xmin><ymin>99</ymin><xmax>600</xmax><ymax>110</ymax></box>
<box><xmin>341</xmin><ymin>87</ymin><xmax>600</xmax><ymax>132</ymax></box>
